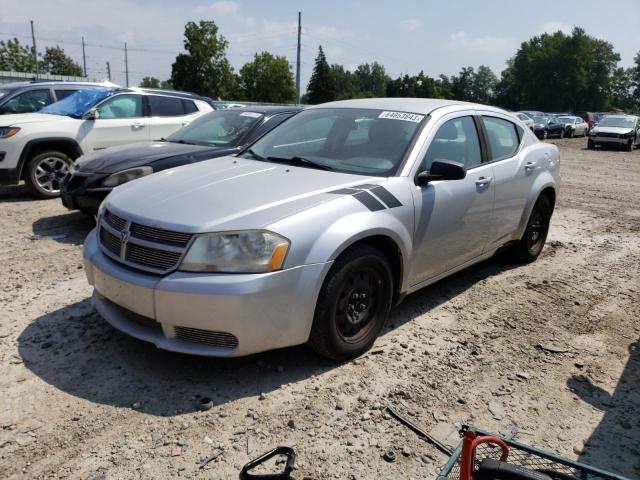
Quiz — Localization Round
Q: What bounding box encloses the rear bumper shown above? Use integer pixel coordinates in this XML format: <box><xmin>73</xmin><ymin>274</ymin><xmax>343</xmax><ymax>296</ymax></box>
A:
<box><xmin>83</xmin><ymin>229</ymin><xmax>332</xmax><ymax>357</ymax></box>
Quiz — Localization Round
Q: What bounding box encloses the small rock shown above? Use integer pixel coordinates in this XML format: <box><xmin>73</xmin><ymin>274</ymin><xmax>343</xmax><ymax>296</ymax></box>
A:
<box><xmin>335</xmin><ymin>399</ymin><xmax>345</xmax><ymax>410</ymax></box>
<box><xmin>573</xmin><ymin>443</ymin><xmax>585</xmax><ymax>455</ymax></box>
<box><xmin>538</xmin><ymin>343</ymin><xmax>568</xmax><ymax>354</ymax></box>
<box><xmin>204</xmin><ymin>436</ymin><xmax>213</xmax><ymax>445</ymax></box>
<box><xmin>171</xmin><ymin>446</ymin><xmax>182</xmax><ymax>457</ymax></box>
<box><xmin>131</xmin><ymin>402</ymin><xmax>141</xmax><ymax>410</ymax></box>
<box><xmin>258</xmin><ymin>393</ymin><xmax>266</xmax><ymax>401</ymax></box>
<box><xmin>287</xmin><ymin>419</ymin><xmax>296</xmax><ymax>429</ymax></box>
<box><xmin>516</xmin><ymin>372</ymin><xmax>531</xmax><ymax>380</ymax></box>
<box><xmin>488</xmin><ymin>400</ymin><xmax>505</xmax><ymax>420</ymax></box>
<box><xmin>401</xmin><ymin>447</ymin><xmax>411</xmax><ymax>457</ymax></box>
<box><xmin>421</xmin><ymin>454</ymin><xmax>433</xmax><ymax>464</ymax></box>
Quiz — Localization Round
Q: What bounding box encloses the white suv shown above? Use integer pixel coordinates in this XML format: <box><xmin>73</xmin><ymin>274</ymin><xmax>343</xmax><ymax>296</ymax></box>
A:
<box><xmin>0</xmin><ymin>87</ymin><xmax>213</xmax><ymax>197</ymax></box>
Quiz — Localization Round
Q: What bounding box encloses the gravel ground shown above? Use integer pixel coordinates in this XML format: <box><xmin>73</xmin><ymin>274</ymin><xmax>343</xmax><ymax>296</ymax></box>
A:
<box><xmin>1</xmin><ymin>138</ymin><xmax>639</xmax><ymax>480</ymax></box>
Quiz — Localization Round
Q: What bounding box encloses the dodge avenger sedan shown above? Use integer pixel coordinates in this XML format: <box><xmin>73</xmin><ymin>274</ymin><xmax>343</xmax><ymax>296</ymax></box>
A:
<box><xmin>83</xmin><ymin>98</ymin><xmax>560</xmax><ymax>360</ymax></box>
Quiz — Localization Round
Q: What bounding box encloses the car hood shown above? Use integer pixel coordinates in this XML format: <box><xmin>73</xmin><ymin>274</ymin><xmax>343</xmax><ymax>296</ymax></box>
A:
<box><xmin>0</xmin><ymin>112</ymin><xmax>73</xmax><ymax>125</ymax></box>
<box><xmin>75</xmin><ymin>141</ymin><xmax>226</xmax><ymax>174</ymax></box>
<box><xmin>105</xmin><ymin>156</ymin><xmax>381</xmax><ymax>232</ymax></box>
<box><xmin>592</xmin><ymin>127</ymin><xmax>633</xmax><ymax>135</ymax></box>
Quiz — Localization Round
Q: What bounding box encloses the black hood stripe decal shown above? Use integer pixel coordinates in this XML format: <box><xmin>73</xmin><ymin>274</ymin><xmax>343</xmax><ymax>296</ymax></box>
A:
<box><xmin>329</xmin><ymin>184</ymin><xmax>403</xmax><ymax>212</ymax></box>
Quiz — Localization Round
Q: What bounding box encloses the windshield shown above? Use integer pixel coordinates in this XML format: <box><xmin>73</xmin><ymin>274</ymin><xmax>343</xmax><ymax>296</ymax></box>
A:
<box><xmin>167</xmin><ymin>110</ymin><xmax>263</xmax><ymax>146</ymax></box>
<box><xmin>0</xmin><ymin>88</ymin><xmax>13</xmax><ymax>99</ymax></box>
<box><xmin>558</xmin><ymin>116</ymin><xmax>574</xmax><ymax>123</ymax></box>
<box><xmin>39</xmin><ymin>88</ymin><xmax>114</xmax><ymax>118</ymax></box>
<box><xmin>533</xmin><ymin>116</ymin><xmax>549</xmax><ymax>123</ymax></box>
<box><xmin>598</xmin><ymin>117</ymin><xmax>636</xmax><ymax>128</ymax></box>
<box><xmin>242</xmin><ymin>108</ymin><xmax>425</xmax><ymax>176</ymax></box>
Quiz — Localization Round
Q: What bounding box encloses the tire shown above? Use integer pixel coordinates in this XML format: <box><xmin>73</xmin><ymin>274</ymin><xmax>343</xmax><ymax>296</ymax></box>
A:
<box><xmin>558</xmin><ymin>129</ymin><xmax>564</xmax><ymax>139</ymax></box>
<box><xmin>25</xmin><ymin>150</ymin><xmax>73</xmax><ymax>199</ymax></box>
<box><xmin>568</xmin><ymin>128</ymin><xmax>574</xmax><ymax>138</ymax></box>
<box><xmin>587</xmin><ymin>139</ymin><xmax>595</xmax><ymax>150</ymax></box>
<box><xmin>510</xmin><ymin>195</ymin><xmax>552</xmax><ymax>263</ymax></box>
<box><xmin>308</xmin><ymin>244</ymin><xmax>393</xmax><ymax>361</ymax></box>
<box><xmin>543</xmin><ymin>130</ymin><xmax>548</xmax><ymax>140</ymax></box>
<box><xmin>625</xmin><ymin>140</ymin><xmax>633</xmax><ymax>152</ymax></box>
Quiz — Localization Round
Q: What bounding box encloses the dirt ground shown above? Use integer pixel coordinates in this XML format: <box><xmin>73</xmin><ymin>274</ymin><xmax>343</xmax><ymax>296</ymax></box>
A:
<box><xmin>0</xmin><ymin>138</ymin><xmax>639</xmax><ymax>480</ymax></box>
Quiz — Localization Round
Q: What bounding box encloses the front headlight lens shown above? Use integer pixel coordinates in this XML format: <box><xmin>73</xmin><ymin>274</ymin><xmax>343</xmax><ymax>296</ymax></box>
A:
<box><xmin>180</xmin><ymin>230</ymin><xmax>289</xmax><ymax>273</ymax></box>
<box><xmin>101</xmin><ymin>166</ymin><xmax>153</xmax><ymax>187</ymax></box>
<box><xmin>0</xmin><ymin>127</ymin><xmax>20</xmax><ymax>139</ymax></box>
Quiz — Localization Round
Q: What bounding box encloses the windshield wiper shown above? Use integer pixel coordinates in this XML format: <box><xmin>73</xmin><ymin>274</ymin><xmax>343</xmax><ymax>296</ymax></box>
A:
<box><xmin>266</xmin><ymin>156</ymin><xmax>334</xmax><ymax>171</ymax></box>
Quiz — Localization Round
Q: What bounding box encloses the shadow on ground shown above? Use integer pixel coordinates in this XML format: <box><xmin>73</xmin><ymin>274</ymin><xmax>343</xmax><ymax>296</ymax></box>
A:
<box><xmin>567</xmin><ymin>339</ymin><xmax>640</xmax><ymax>478</ymax></box>
<box><xmin>18</xmin><ymin>252</ymin><xmax>523</xmax><ymax>417</ymax></box>
<box><xmin>32</xmin><ymin>211</ymin><xmax>95</xmax><ymax>245</ymax></box>
<box><xmin>0</xmin><ymin>184</ymin><xmax>35</xmax><ymax>202</ymax></box>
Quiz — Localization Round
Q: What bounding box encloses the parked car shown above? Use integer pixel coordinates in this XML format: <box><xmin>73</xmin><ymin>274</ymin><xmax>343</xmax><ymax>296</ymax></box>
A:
<box><xmin>61</xmin><ymin>106</ymin><xmax>302</xmax><ymax>214</ymax></box>
<box><xmin>556</xmin><ymin>116</ymin><xmax>588</xmax><ymax>137</ymax></box>
<box><xmin>0</xmin><ymin>80</ymin><xmax>117</xmax><ymax>115</ymax></box>
<box><xmin>0</xmin><ymin>87</ymin><xmax>213</xmax><ymax>197</ymax></box>
<box><xmin>515</xmin><ymin>112</ymin><xmax>534</xmax><ymax>130</ymax></box>
<box><xmin>588</xmin><ymin>114</ymin><xmax>640</xmax><ymax>151</ymax></box>
<box><xmin>519</xmin><ymin>110</ymin><xmax>544</xmax><ymax>118</ymax></box>
<box><xmin>532</xmin><ymin>115</ymin><xmax>566</xmax><ymax>139</ymax></box>
<box><xmin>83</xmin><ymin>98</ymin><xmax>560</xmax><ymax>360</ymax></box>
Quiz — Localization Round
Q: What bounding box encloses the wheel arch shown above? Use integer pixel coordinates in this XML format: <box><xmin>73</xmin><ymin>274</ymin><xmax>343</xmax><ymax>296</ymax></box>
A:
<box><xmin>18</xmin><ymin>138</ymin><xmax>83</xmax><ymax>180</ymax></box>
<box><xmin>515</xmin><ymin>179</ymin><xmax>557</xmax><ymax>239</ymax></box>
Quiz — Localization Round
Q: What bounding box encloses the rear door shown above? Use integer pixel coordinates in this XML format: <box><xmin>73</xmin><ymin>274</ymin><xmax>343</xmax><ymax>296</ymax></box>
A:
<box><xmin>80</xmin><ymin>93</ymin><xmax>149</xmax><ymax>151</ymax></box>
<box><xmin>480</xmin><ymin>114</ymin><xmax>535</xmax><ymax>249</ymax></box>
<box><xmin>147</xmin><ymin>95</ymin><xmax>202</xmax><ymax>140</ymax></box>
<box><xmin>410</xmin><ymin>112</ymin><xmax>495</xmax><ymax>284</ymax></box>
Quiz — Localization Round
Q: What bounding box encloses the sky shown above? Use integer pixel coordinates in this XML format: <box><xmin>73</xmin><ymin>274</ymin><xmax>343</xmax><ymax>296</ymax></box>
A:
<box><xmin>2</xmin><ymin>0</ymin><xmax>639</xmax><ymax>96</ymax></box>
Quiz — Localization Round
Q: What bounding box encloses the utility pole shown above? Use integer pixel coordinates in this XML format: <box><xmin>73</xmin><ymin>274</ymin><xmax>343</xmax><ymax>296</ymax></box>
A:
<box><xmin>296</xmin><ymin>12</ymin><xmax>301</xmax><ymax>104</ymax></box>
<box><xmin>124</xmin><ymin>42</ymin><xmax>129</xmax><ymax>87</ymax></box>
<box><xmin>81</xmin><ymin>36</ymin><xmax>87</xmax><ymax>77</ymax></box>
<box><xmin>106</xmin><ymin>61</ymin><xmax>111</xmax><ymax>81</ymax></box>
<box><xmin>30</xmin><ymin>20</ymin><xmax>38</xmax><ymax>79</ymax></box>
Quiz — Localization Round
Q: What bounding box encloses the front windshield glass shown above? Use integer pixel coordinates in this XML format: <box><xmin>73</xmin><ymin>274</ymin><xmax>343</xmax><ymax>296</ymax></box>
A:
<box><xmin>39</xmin><ymin>88</ymin><xmax>114</xmax><ymax>118</ymax></box>
<box><xmin>598</xmin><ymin>117</ymin><xmax>636</xmax><ymax>128</ymax></box>
<box><xmin>533</xmin><ymin>116</ymin><xmax>549</xmax><ymax>123</ymax></box>
<box><xmin>558</xmin><ymin>116</ymin><xmax>574</xmax><ymax>123</ymax></box>
<box><xmin>242</xmin><ymin>108</ymin><xmax>425</xmax><ymax>176</ymax></box>
<box><xmin>168</xmin><ymin>110</ymin><xmax>264</xmax><ymax>146</ymax></box>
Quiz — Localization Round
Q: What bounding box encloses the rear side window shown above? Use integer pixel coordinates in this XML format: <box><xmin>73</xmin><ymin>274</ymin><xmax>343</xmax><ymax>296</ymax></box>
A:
<box><xmin>481</xmin><ymin>116</ymin><xmax>520</xmax><ymax>161</ymax></box>
<box><xmin>149</xmin><ymin>95</ymin><xmax>185</xmax><ymax>116</ymax></box>
<box><xmin>0</xmin><ymin>89</ymin><xmax>52</xmax><ymax>113</ymax></box>
<box><xmin>55</xmin><ymin>89</ymin><xmax>79</xmax><ymax>101</ymax></box>
<box><xmin>182</xmin><ymin>100</ymin><xmax>198</xmax><ymax>114</ymax></box>
<box><xmin>422</xmin><ymin>116</ymin><xmax>482</xmax><ymax>171</ymax></box>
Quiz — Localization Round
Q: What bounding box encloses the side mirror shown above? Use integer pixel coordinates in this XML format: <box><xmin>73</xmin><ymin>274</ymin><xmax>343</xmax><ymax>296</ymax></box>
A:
<box><xmin>83</xmin><ymin>108</ymin><xmax>99</xmax><ymax>120</ymax></box>
<box><xmin>415</xmin><ymin>160</ymin><xmax>466</xmax><ymax>185</ymax></box>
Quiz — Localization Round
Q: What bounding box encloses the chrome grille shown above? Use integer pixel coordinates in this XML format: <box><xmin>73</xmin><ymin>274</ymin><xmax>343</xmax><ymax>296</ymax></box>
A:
<box><xmin>174</xmin><ymin>327</ymin><xmax>239</xmax><ymax>349</ymax></box>
<box><xmin>98</xmin><ymin>209</ymin><xmax>192</xmax><ymax>274</ymax></box>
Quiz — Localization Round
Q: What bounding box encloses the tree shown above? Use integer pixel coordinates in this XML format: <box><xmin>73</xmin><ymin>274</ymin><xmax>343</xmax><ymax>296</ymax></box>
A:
<box><xmin>139</xmin><ymin>76</ymin><xmax>160</xmax><ymax>88</ymax></box>
<box><xmin>160</xmin><ymin>79</ymin><xmax>174</xmax><ymax>90</ymax></box>
<box><xmin>39</xmin><ymin>46</ymin><xmax>83</xmax><ymax>76</ymax></box>
<box><xmin>610</xmin><ymin>67</ymin><xmax>635</xmax><ymax>111</ymax></box>
<box><xmin>330</xmin><ymin>64</ymin><xmax>357</xmax><ymax>100</ymax></box>
<box><xmin>170</xmin><ymin>20</ymin><xmax>235</xmax><ymax>99</ymax></box>
<box><xmin>0</xmin><ymin>38</ymin><xmax>37</xmax><ymax>73</ymax></box>
<box><xmin>306</xmin><ymin>46</ymin><xmax>335</xmax><ymax>104</ymax></box>
<box><xmin>353</xmin><ymin>62</ymin><xmax>388</xmax><ymax>97</ymax></box>
<box><xmin>237</xmin><ymin>52</ymin><xmax>296</xmax><ymax>103</ymax></box>
<box><xmin>630</xmin><ymin>51</ymin><xmax>640</xmax><ymax>112</ymax></box>
<box><xmin>472</xmin><ymin>65</ymin><xmax>498</xmax><ymax>104</ymax></box>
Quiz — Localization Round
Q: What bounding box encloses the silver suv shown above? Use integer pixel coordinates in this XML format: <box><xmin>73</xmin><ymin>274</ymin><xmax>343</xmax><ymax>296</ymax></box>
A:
<box><xmin>83</xmin><ymin>98</ymin><xmax>560</xmax><ymax>360</ymax></box>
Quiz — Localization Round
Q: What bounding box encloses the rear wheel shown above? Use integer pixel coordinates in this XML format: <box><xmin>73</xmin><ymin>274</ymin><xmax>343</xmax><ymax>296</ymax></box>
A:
<box><xmin>567</xmin><ymin>128</ymin><xmax>574</xmax><ymax>138</ymax></box>
<box><xmin>558</xmin><ymin>129</ymin><xmax>564</xmax><ymax>139</ymax></box>
<box><xmin>510</xmin><ymin>195</ymin><xmax>552</xmax><ymax>263</ymax></box>
<box><xmin>308</xmin><ymin>244</ymin><xmax>393</xmax><ymax>361</ymax></box>
<box><xmin>25</xmin><ymin>150</ymin><xmax>72</xmax><ymax>198</ymax></box>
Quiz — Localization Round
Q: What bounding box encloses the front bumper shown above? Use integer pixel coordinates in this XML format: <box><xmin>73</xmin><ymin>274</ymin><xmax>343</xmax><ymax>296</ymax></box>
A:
<box><xmin>83</xmin><ymin>229</ymin><xmax>331</xmax><ymax>357</ymax></box>
<box><xmin>589</xmin><ymin>136</ymin><xmax>630</xmax><ymax>146</ymax></box>
<box><xmin>61</xmin><ymin>172</ymin><xmax>110</xmax><ymax>213</ymax></box>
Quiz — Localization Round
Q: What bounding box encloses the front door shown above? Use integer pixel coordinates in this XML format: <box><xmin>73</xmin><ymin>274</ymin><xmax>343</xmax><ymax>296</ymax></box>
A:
<box><xmin>410</xmin><ymin>114</ymin><xmax>495</xmax><ymax>285</ymax></box>
<box><xmin>80</xmin><ymin>94</ymin><xmax>149</xmax><ymax>151</ymax></box>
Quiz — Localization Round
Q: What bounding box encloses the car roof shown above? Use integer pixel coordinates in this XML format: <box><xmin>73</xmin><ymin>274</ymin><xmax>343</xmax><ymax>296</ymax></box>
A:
<box><xmin>307</xmin><ymin>97</ymin><xmax>485</xmax><ymax>115</ymax></box>
<box><xmin>0</xmin><ymin>81</ymin><xmax>117</xmax><ymax>89</ymax></box>
<box><xmin>115</xmin><ymin>87</ymin><xmax>214</xmax><ymax>102</ymax></box>
<box><xmin>602</xmin><ymin>114</ymin><xmax>637</xmax><ymax>119</ymax></box>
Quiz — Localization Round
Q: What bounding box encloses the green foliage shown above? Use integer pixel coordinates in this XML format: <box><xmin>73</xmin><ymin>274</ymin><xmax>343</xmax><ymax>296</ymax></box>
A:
<box><xmin>0</xmin><ymin>38</ymin><xmax>37</xmax><ymax>73</ymax></box>
<box><xmin>160</xmin><ymin>79</ymin><xmax>174</xmax><ymax>90</ymax></box>
<box><xmin>237</xmin><ymin>51</ymin><xmax>296</xmax><ymax>103</ymax></box>
<box><xmin>170</xmin><ymin>20</ymin><xmax>235</xmax><ymax>99</ymax></box>
<box><xmin>353</xmin><ymin>62</ymin><xmax>388</xmax><ymax>97</ymax></box>
<box><xmin>39</xmin><ymin>46</ymin><xmax>83</xmax><ymax>76</ymax></box>
<box><xmin>139</xmin><ymin>76</ymin><xmax>160</xmax><ymax>88</ymax></box>
<box><xmin>386</xmin><ymin>71</ymin><xmax>445</xmax><ymax>99</ymax></box>
<box><xmin>306</xmin><ymin>46</ymin><xmax>335</xmax><ymax>104</ymax></box>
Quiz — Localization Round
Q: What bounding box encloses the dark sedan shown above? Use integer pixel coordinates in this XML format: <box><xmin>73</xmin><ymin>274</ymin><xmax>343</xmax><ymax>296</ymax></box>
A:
<box><xmin>60</xmin><ymin>105</ymin><xmax>302</xmax><ymax>214</ymax></box>
<box><xmin>532</xmin><ymin>115</ymin><xmax>566</xmax><ymax>139</ymax></box>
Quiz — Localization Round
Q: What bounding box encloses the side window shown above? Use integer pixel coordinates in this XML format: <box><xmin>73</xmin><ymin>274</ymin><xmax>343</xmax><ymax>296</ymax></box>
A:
<box><xmin>422</xmin><ymin>116</ymin><xmax>482</xmax><ymax>171</ymax></box>
<box><xmin>481</xmin><ymin>117</ymin><xmax>520</xmax><ymax>161</ymax></box>
<box><xmin>0</xmin><ymin>89</ymin><xmax>52</xmax><ymax>113</ymax></box>
<box><xmin>182</xmin><ymin>100</ymin><xmax>198</xmax><ymax>114</ymax></box>
<box><xmin>55</xmin><ymin>89</ymin><xmax>78</xmax><ymax>101</ymax></box>
<box><xmin>248</xmin><ymin>113</ymin><xmax>293</xmax><ymax>142</ymax></box>
<box><xmin>97</xmin><ymin>94</ymin><xmax>143</xmax><ymax>119</ymax></box>
<box><xmin>149</xmin><ymin>95</ymin><xmax>185</xmax><ymax>117</ymax></box>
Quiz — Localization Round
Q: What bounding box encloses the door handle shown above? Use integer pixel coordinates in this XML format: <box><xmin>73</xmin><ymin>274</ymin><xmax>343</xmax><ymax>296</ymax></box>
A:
<box><xmin>475</xmin><ymin>176</ymin><xmax>492</xmax><ymax>187</ymax></box>
<box><xmin>132</xmin><ymin>123</ymin><xmax>145</xmax><ymax>130</ymax></box>
<box><xmin>525</xmin><ymin>161</ymin><xmax>537</xmax><ymax>171</ymax></box>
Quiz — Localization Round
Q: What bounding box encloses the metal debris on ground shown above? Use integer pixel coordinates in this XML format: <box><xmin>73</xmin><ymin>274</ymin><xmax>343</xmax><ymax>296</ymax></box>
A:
<box><xmin>385</xmin><ymin>405</ymin><xmax>454</xmax><ymax>456</ymax></box>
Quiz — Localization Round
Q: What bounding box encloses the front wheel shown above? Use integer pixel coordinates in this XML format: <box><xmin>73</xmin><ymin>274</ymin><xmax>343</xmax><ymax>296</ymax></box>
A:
<box><xmin>587</xmin><ymin>139</ymin><xmax>595</xmax><ymax>149</ymax></box>
<box><xmin>25</xmin><ymin>151</ymin><xmax>73</xmax><ymax>198</ymax></box>
<box><xmin>558</xmin><ymin>129</ymin><xmax>564</xmax><ymax>139</ymax></box>
<box><xmin>509</xmin><ymin>195</ymin><xmax>552</xmax><ymax>263</ymax></box>
<box><xmin>308</xmin><ymin>244</ymin><xmax>393</xmax><ymax>361</ymax></box>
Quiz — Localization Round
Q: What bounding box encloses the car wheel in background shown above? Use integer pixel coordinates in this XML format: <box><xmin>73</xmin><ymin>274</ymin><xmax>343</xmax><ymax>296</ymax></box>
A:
<box><xmin>559</xmin><ymin>129</ymin><xmax>564</xmax><ymax>139</ymax></box>
<box><xmin>25</xmin><ymin>151</ymin><xmax>73</xmax><ymax>199</ymax></box>
<box><xmin>568</xmin><ymin>128</ymin><xmax>574</xmax><ymax>138</ymax></box>
<box><xmin>625</xmin><ymin>140</ymin><xmax>633</xmax><ymax>152</ymax></box>
<box><xmin>587</xmin><ymin>139</ymin><xmax>595</xmax><ymax>149</ymax></box>
<box><xmin>308</xmin><ymin>244</ymin><xmax>393</xmax><ymax>361</ymax></box>
<box><xmin>543</xmin><ymin>130</ymin><xmax>548</xmax><ymax>140</ymax></box>
<box><xmin>510</xmin><ymin>195</ymin><xmax>552</xmax><ymax>263</ymax></box>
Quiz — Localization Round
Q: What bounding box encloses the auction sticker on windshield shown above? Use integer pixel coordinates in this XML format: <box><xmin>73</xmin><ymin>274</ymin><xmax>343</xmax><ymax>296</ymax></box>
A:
<box><xmin>240</xmin><ymin>112</ymin><xmax>262</xmax><ymax>118</ymax></box>
<box><xmin>378</xmin><ymin>111</ymin><xmax>424</xmax><ymax>123</ymax></box>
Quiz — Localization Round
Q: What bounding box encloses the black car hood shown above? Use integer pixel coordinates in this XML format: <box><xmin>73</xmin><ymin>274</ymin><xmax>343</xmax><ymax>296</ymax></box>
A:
<box><xmin>75</xmin><ymin>141</ymin><xmax>238</xmax><ymax>174</ymax></box>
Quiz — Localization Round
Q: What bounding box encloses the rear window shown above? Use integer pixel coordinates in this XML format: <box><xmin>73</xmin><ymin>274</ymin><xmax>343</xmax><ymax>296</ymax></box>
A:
<box><xmin>149</xmin><ymin>95</ymin><xmax>186</xmax><ymax>117</ymax></box>
<box><xmin>182</xmin><ymin>99</ymin><xmax>198</xmax><ymax>114</ymax></box>
<box><xmin>55</xmin><ymin>89</ymin><xmax>79</xmax><ymax>101</ymax></box>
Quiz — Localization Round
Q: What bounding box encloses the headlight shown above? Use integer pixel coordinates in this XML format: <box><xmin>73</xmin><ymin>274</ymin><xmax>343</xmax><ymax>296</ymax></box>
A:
<box><xmin>0</xmin><ymin>127</ymin><xmax>20</xmax><ymax>139</ymax></box>
<box><xmin>101</xmin><ymin>166</ymin><xmax>153</xmax><ymax>187</ymax></box>
<box><xmin>589</xmin><ymin>130</ymin><xmax>597</xmax><ymax>136</ymax></box>
<box><xmin>180</xmin><ymin>230</ymin><xmax>289</xmax><ymax>273</ymax></box>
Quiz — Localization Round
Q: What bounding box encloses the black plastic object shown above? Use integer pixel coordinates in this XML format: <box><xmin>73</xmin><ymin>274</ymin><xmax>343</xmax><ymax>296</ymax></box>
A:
<box><xmin>476</xmin><ymin>458</ymin><xmax>554</xmax><ymax>480</ymax></box>
<box><xmin>240</xmin><ymin>446</ymin><xmax>296</xmax><ymax>479</ymax></box>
